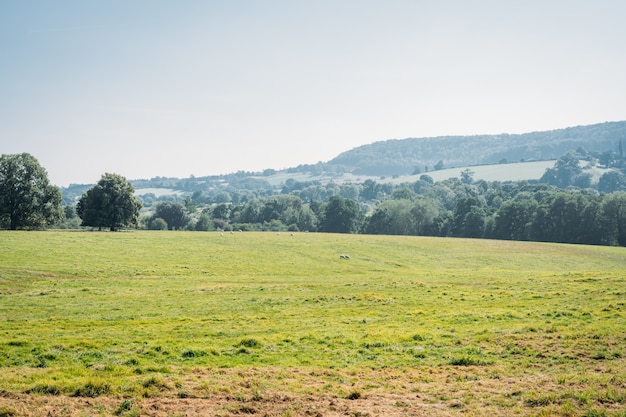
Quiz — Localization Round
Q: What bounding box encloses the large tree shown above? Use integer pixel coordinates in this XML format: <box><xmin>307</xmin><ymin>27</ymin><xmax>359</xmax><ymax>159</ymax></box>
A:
<box><xmin>77</xmin><ymin>173</ymin><xmax>142</xmax><ymax>231</ymax></box>
<box><xmin>601</xmin><ymin>192</ymin><xmax>626</xmax><ymax>246</ymax></box>
<box><xmin>321</xmin><ymin>196</ymin><xmax>363</xmax><ymax>233</ymax></box>
<box><xmin>0</xmin><ymin>153</ymin><xmax>62</xmax><ymax>230</ymax></box>
<box><xmin>153</xmin><ymin>201</ymin><xmax>189</xmax><ymax>230</ymax></box>
<box><xmin>493</xmin><ymin>198</ymin><xmax>538</xmax><ymax>241</ymax></box>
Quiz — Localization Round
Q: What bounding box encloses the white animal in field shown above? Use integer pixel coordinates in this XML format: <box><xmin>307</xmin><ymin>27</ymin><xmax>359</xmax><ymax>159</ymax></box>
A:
<box><xmin>339</xmin><ymin>254</ymin><xmax>350</xmax><ymax>259</ymax></box>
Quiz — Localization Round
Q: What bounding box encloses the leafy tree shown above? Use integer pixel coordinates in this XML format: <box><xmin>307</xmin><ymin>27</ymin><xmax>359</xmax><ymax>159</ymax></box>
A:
<box><xmin>412</xmin><ymin>177</ymin><xmax>433</xmax><ymax>194</ymax></box>
<box><xmin>294</xmin><ymin>204</ymin><xmax>318</xmax><ymax>232</ymax></box>
<box><xmin>493</xmin><ymin>198</ymin><xmax>538</xmax><ymax>240</ymax></box>
<box><xmin>321</xmin><ymin>196</ymin><xmax>363</xmax><ymax>233</ymax></box>
<box><xmin>391</xmin><ymin>187</ymin><xmax>416</xmax><ymax>200</ymax></box>
<box><xmin>361</xmin><ymin>179</ymin><xmax>382</xmax><ymax>201</ymax></box>
<box><xmin>530</xmin><ymin>192</ymin><xmax>599</xmax><ymax>244</ymax></box>
<box><xmin>339</xmin><ymin>183</ymin><xmax>361</xmax><ymax>200</ymax></box>
<box><xmin>599</xmin><ymin>150</ymin><xmax>616</xmax><ymax>167</ymax></box>
<box><xmin>365</xmin><ymin>199</ymin><xmax>415</xmax><ymax>235</ymax></box>
<box><xmin>428</xmin><ymin>182</ymin><xmax>458</xmax><ymax>210</ymax></box>
<box><xmin>154</xmin><ymin>202</ymin><xmax>190</xmax><ymax>230</ymax></box>
<box><xmin>420</xmin><ymin>174</ymin><xmax>434</xmax><ymax>184</ymax></box>
<box><xmin>453</xmin><ymin>197</ymin><xmax>486</xmax><ymax>237</ymax></box>
<box><xmin>191</xmin><ymin>190</ymin><xmax>207</xmax><ymax>204</ymax></box>
<box><xmin>149</xmin><ymin>217</ymin><xmax>168</xmax><ymax>230</ymax></box>
<box><xmin>364</xmin><ymin>205</ymin><xmax>391</xmax><ymax>235</ymax></box>
<box><xmin>64</xmin><ymin>205</ymin><xmax>77</xmax><ymax>221</ymax></box>
<box><xmin>432</xmin><ymin>211</ymin><xmax>455</xmax><ymax>237</ymax></box>
<box><xmin>195</xmin><ymin>213</ymin><xmax>212</xmax><ymax>231</ymax></box>
<box><xmin>261</xmin><ymin>195</ymin><xmax>302</xmax><ymax>223</ymax></box>
<box><xmin>238</xmin><ymin>199</ymin><xmax>263</xmax><ymax>223</ymax></box>
<box><xmin>211</xmin><ymin>203</ymin><xmax>232</xmax><ymax>221</ymax></box>
<box><xmin>77</xmin><ymin>173</ymin><xmax>142</xmax><ymax>231</ymax></box>
<box><xmin>598</xmin><ymin>171</ymin><xmax>626</xmax><ymax>193</ymax></box>
<box><xmin>601</xmin><ymin>192</ymin><xmax>626</xmax><ymax>246</ymax></box>
<box><xmin>0</xmin><ymin>153</ymin><xmax>63</xmax><ymax>230</ymax></box>
<box><xmin>411</xmin><ymin>198</ymin><xmax>440</xmax><ymax>235</ymax></box>
<box><xmin>540</xmin><ymin>153</ymin><xmax>582</xmax><ymax>188</ymax></box>
<box><xmin>460</xmin><ymin>169</ymin><xmax>474</xmax><ymax>184</ymax></box>
<box><xmin>213</xmin><ymin>191</ymin><xmax>232</xmax><ymax>204</ymax></box>
<box><xmin>183</xmin><ymin>196</ymin><xmax>198</xmax><ymax>214</ymax></box>
<box><xmin>461</xmin><ymin>205</ymin><xmax>487</xmax><ymax>238</ymax></box>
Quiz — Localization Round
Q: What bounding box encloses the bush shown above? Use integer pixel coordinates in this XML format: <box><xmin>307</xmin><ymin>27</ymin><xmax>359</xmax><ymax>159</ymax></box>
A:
<box><xmin>181</xmin><ymin>349</ymin><xmax>206</xmax><ymax>358</ymax></box>
<box><xmin>115</xmin><ymin>399</ymin><xmax>134</xmax><ymax>415</ymax></box>
<box><xmin>237</xmin><ymin>338</ymin><xmax>261</xmax><ymax>348</ymax></box>
<box><xmin>346</xmin><ymin>390</ymin><xmax>362</xmax><ymax>400</ymax></box>
<box><xmin>149</xmin><ymin>217</ymin><xmax>168</xmax><ymax>230</ymax></box>
<box><xmin>195</xmin><ymin>214</ymin><xmax>212</xmax><ymax>231</ymax></box>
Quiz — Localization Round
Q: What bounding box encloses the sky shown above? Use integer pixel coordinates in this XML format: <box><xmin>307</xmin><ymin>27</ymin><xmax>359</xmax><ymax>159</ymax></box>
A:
<box><xmin>1</xmin><ymin>1</ymin><xmax>626</xmax><ymax>187</ymax></box>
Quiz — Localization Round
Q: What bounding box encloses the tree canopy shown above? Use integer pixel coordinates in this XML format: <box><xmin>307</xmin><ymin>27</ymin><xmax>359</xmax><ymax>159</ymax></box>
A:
<box><xmin>0</xmin><ymin>153</ymin><xmax>62</xmax><ymax>230</ymax></box>
<box><xmin>321</xmin><ymin>196</ymin><xmax>364</xmax><ymax>233</ymax></box>
<box><xmin>152</xmin><ymin>202</ymin><xmax>189</xmax><ymax>230</ymax></box>
<box><xmin>77</xmin><ymin>173</ymin><xmax>142</xmax><ymax>231</ymax></box>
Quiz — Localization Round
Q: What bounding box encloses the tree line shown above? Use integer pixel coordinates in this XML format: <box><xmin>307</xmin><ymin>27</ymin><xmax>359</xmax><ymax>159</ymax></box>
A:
<box><xmin>138</xmin><ymin>150</ymin><xmax>626</xmax><ymax>247</ymax></box>
<box><xmin>178</xmin><ymin>179</ymin><xmax>624</xmax><ymax>246</ymax></box>
<box><xmin>0</xmin><ymin>154</ymin><xmax>141</xmax><ymax>231</ymax></box>
<box><xmin>1</xmin><ymin>152</ymin><xmax>625</xmax><ymax>247</ymax></box>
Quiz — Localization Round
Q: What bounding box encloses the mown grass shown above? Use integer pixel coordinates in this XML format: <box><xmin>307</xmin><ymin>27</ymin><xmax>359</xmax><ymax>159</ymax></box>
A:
<box><xmin>0</xmin><ymin>231</ymin><xmax>624</xmax><ymax>415</ymax></box>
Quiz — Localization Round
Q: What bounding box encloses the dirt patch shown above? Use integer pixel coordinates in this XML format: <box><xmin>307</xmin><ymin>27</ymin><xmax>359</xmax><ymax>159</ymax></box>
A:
<box><xmin>1</xmin><ymin>365</ymin><xmax>624</xmax><ymax>416</ymax></box>
<box><xmin>0</xmin><ymin>393</ymin><xmax>476</xmax><ymax>417</ymax></box>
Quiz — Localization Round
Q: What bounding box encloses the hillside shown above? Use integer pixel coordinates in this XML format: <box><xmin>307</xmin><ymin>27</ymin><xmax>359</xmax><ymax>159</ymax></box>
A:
<box><xmin>328</xmin><ymin>120</ymin><xmax>626</xmax><ymax>176</ymax></box>
<box><xmin>61</xmin><ymin>121</ymin><xmax>626</xmax><ymax>203</ymax></box>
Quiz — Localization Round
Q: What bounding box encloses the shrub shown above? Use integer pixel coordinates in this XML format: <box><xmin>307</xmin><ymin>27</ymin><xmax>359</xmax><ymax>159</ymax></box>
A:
<box><xmin>115</xmin><ymin>399</ymin><xmax>134</xmax><ymax>416</ymax></box>
<box><xmin>181</xmin><ymin>349</ymin><xmax>206</xmax><ymax>358</ymax></box>
<box><xmin>149</xmin><ymin>217</ymin><xmax>168</xmax><ymax>230</ymax></box>
<box><xmin>346</xmin><ymin>390</ymin><xmax>362</xmax><ymax>400</ymax></box>
<box><xmin>237</xmin><ymin>338</ymin><xmax>261</xmax><ymax>348</ymax></box>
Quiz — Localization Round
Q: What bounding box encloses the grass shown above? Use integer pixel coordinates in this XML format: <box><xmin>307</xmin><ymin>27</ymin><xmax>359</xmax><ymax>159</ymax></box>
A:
<box><xmin>0</xmin><ymin>230</ymin><xmax>624</xmax><ymax>415</ymax></box>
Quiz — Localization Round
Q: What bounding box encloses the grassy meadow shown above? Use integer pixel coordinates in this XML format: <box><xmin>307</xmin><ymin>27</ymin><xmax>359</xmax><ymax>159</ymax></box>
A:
<box><xmin>0</xmin><ymin>231</ymin><xmax>624</xmax><ymax>416</ymax></box>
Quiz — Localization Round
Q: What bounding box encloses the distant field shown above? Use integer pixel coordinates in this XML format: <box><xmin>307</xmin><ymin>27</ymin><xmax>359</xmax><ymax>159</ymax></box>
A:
<box><xmin>259</xmin><ymin>160</ymin><xmax>560</xmax><ymax>187</ymax></box>
<box><xmin>397</xmin><ymin>160</ymin><xmax>558</xmax><ymax>183</ymax></box>
<box><xmin>134</xmin><ymin>187</ymin><xmax>187</xmax><ymax>197</ymax></box>
<box><xmin>0</xmin><ymin>231</ymin><xmax>624</xmax><ymax>416</ymax></box>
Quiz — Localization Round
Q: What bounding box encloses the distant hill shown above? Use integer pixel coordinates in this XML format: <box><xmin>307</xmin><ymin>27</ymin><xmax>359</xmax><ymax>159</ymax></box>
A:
<box><xmin>62</xmin><ymin>120</ymin><xmax>626</xmax><ymax>202</ymax></box>
<box><xmin>326</xmin><ymin>121</ymin><xmax>626</xmax><ymax>176</ymax></box>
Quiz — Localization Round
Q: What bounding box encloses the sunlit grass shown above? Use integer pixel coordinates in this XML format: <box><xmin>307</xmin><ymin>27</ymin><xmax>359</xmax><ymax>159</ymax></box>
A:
<box><xmin>0</xmin><ymin>230</ymin><xmax>624</xmax><ymax>414</ymax></box>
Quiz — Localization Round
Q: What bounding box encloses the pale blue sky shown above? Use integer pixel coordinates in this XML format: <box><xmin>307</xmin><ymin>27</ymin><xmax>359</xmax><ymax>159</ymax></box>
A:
<box><xmin>1</xmin><ymin>1</ymin><xmax>625</xmax><ymax>186</ymax></box>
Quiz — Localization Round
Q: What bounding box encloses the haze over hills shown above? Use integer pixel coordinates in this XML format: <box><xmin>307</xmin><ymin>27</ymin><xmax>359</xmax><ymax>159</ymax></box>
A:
<box><xmin>326</xmin><ymin>120</ymin><xmax>626</xmax><ymax>176</ymax></box>
<box><xmin>61</xmin><ymin>121</ymin><xmax>626</xmax><ymax>201</ymax></box>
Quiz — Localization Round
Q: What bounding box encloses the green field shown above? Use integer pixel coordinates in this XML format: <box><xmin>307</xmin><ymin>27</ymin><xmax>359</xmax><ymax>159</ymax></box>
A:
<box><xmin>0</xmin><ymin>231</ymin><xmax>624</xmax><ymax>416</ymax></box>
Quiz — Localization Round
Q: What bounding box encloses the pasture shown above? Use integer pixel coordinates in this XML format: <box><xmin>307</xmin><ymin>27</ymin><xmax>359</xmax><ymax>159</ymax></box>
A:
<box><xmin>0</xmin><ymin>231</ymin><xmax>624</xmax><ymax>416</ymax></box>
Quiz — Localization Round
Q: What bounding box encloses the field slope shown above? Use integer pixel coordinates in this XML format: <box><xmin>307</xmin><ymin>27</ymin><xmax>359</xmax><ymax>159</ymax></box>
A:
<box><xmin>0</xmin><ymin>231</ymin><xmax>624</xmax><ymax>416</ymax></box>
